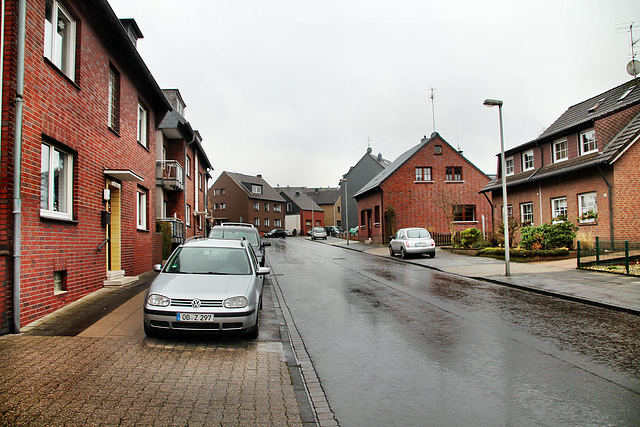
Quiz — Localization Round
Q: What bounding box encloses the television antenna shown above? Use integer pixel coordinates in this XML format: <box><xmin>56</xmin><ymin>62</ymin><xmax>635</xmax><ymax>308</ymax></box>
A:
<box><xmin>429</xmin><ymin>86</ymin><xmax>436</xmax><ymax>133</ymax></box>
<box><xmin>624</xmin><ymin>22</ymin><xmax>640</xmax><ymax>78</ymax></box>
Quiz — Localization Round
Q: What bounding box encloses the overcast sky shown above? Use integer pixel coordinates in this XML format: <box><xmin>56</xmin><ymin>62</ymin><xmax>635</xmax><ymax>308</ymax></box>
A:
<box><xmin>109</xmin><ymin>0</ymin><xmax>639</xmax><ymax>188</ymax></box>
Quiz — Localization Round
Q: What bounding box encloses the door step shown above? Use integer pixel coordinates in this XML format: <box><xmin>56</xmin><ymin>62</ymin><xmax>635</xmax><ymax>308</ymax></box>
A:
<box><xmin>104</xmin><ymin>270</ymin><xmax>139</xmax><ymax>287</ymax></box>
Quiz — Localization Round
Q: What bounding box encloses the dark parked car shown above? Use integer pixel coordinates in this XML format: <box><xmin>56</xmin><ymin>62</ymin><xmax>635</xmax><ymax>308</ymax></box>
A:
<box><xmin>324</xmin><ymin>226</ymin><xmax>342</xmax><ymax>237</ymax></box>
<box><xmin>265</xmin><ymin>228</ymin><xmax>286</xmax><ymax>238</ymax></box>
<box><xmin>209</xmin><ymin>223</ymin><xmax>270</xmax><ymax>266</ymax></box>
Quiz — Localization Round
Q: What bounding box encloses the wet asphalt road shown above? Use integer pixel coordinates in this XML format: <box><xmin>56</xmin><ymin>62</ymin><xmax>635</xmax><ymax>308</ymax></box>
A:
<box><xmin>267</xmin><ymin>237</ymin><xmax>640</xmax><ymax>426</ymax></box>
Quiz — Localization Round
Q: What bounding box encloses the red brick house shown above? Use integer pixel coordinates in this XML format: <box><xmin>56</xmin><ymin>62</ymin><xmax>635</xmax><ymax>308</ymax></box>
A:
<box><xmin>481</xmin><ymin>79</ymin><xmax>640</xmax><ymax>244</ymax></box>
<box><xmin>278</xmin><ymin>188</ymin><xmax>325</xmax><ymax>235</ymax></box>
<box><xmin>0</xmin><ymin>1</ymin><xmax>171</xmax><ymax>332</ymax></box>
<box><xmin>208</xmin><ymin>172</ymin><xmax>286</xmax><ymax>235</ymax></box>
<box><xmin>157</xmin><ymin>89</ymin><xmax>213</xmax><ymax>247</ymax></box>
<box><xmin>354</xmin><ymin>132</ymin><xmax>492</xmax><ymax>244</ymax></box>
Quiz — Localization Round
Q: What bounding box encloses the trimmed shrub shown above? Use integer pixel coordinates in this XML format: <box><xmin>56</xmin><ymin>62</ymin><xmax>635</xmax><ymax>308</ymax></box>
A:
<box><xmin>520</xmin><ymin>221</ymin><xmax>578</xmax><ymax>250</ymax></box>
<box><xmin>459</xmin><ymin>227</ymin><xmax>483</xmax><ymax>248</ymax></box>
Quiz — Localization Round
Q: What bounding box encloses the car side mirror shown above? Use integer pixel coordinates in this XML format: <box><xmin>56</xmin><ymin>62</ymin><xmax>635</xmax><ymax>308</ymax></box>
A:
<box><xmin>153</xmin><ymin>264</ymin><xmax>163</xmax><ymax>272</ymax></box>
<box><xmin>262</xmin><ymin>241</ymin><xmax>271</xmax><ymax>247</ymax></box>
<box><xmin>257</xmin><ymin>267</ymin><xmax>270</xmax><ymax>276</ymax></box>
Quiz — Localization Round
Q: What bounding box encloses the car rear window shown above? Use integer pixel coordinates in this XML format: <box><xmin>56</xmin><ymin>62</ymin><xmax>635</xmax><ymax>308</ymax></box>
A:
<box><xmin>209</xmin><ymin>228</ymin><xmax>259</xmax><ymax>247</ymax></box>
<box><xmin>165</xmin><ymin>247</ymin><xmax>251</xmax><ymax>275</ymax></box>
<box><xmin>407</xmin><ymin>229</ymin><xmax>431</xmax><ymax>239</ymax></box>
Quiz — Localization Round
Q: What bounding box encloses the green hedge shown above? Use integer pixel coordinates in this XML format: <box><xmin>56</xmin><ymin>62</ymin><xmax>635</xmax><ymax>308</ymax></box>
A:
<box><xmin>477</xmin><ymin>247</ymin><xmax>570</xmax><ymax>258</ymax></box>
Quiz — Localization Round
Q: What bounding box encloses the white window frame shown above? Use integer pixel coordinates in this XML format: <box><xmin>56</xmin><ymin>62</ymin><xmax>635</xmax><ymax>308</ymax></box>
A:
<box><xmin>580</xmin><ymin>129</ymin><xmax>597</xmax><ymax>155</ymax></box>
<box><xmin>551</xmin><ymin>197</ymin><xmax>567</xmax><ymax>220</ymax></box>
<box><xmin>274</xmin><ymin>219</ymin><xmax>282</xmax><ymax>227</ymax></box>
<box><xmin>137</xmin><ymin>188</ymin><xmax>147</xmax><ymax>230</ymax></box>
<box><xmin>108</xmin><ymin>66</ymin><xmax>119</xmax><ymax>131</ymax></box>
<box><xmin>254</xmin><ymin>218</ymin><xmax>260</xmax><ymax>226</ymax></box>
<box><xmin>264</xmin><ymin>218</ymin><xmax>270</xmax><ymax>227</ymax></box>
<box><xmin>137</xmin><ymin>103</ymin><xmax>148</xmax><ymax>148</ymax></box>
<box><xmin>254</xmin><ymin>202</ymin><xmax>260</xmax><ymax>211</ymax></box>
<box><xmin>521</xmin><ymin>202</ymin><xmax>534</xmax><ymax>226</ymax></box>
<box><xmin>274</xmin><ymin>204</ymin><xmax>282</xmax><ymax>213</ymax></box>
<box><xmin>553</xmin><ymin>139</ymin><xmax>568</xmax><ymax>163</ymax></box>
<box><xmin>264</xmin><ymin>203</ymin><xmax>270</xmax><ymax>212</ymax></box>
<box><xmin>252</xmin><ymin>184</ymin><xmax>263</xmax><ymax>194</ymax></box>
<box><xmin>185</xmin><ymin>156</ymin><xmax>191</xmax><ymax>178</ymax></box>
<box><xmin>186</xmin><ymin>205</ymin><xmax>191</xmax><ymax>226</ymax></box>
<box><xmin>578</xmin><ymin>192</ymin><xmax>597</xmax><ymax>219</ymax></box>
<box><xmin>522</xmin><ymin>150</ymin><xmax>534</xmax><ymax>171</ymax></box>
<box><xmin>44</xmin><ymin>0</ymin><xmax>76</xmax><ymax>80</ymax></box>
<box><xmin>505</xmin><ymin>156</ymin><xmax>514</xmax><ymax>176</ymax></box>
<box><xmin>40</xmin><ymin>141</ymin><xmax>73</xmax><ymax>220</ymax></box>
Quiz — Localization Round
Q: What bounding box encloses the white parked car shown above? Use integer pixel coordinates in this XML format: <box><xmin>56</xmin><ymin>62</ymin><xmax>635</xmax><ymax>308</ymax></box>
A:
<box><xmin>311</xmin><ymin>227</ymin><xmax>327</xmax><ymax>240</ymax></box>
<box><xmin>143</xmin><ymin>237</ymin><xmax>270</xmax><ymax>339</ymax></box>
<box><xmin>389</xmin><ymin>228</ymin><xmax>436</xmax><ymax>259</ymax></box>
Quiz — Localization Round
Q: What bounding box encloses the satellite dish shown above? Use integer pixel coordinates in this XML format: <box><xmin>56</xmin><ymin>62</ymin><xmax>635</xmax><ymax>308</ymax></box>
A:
<box><xmin>627</xmin><ymin>60</ymin><xmax>640</xmax><ymax>77</ymax></box>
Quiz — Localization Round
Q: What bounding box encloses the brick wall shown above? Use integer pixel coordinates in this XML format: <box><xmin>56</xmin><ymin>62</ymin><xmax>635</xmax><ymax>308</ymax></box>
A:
<box><xmin>612</xmin><ymin>138</ymin><xmax>640</xmax><ymax>241</ymax></box>
<box><xmin>0</xmin><ymin>0</ymin><xmax>166</xmax><ymax>328</ymax></box>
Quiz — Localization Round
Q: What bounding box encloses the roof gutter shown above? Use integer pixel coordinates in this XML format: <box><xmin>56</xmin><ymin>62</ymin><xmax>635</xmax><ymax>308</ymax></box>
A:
<box><xmin>12</xmin><ymin>0</ymin><xmax>26</xmax><ymax>333</ymax></box>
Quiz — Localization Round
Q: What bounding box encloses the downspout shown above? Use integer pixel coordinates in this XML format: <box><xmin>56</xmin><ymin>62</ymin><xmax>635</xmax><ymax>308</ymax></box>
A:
<box><xmin>481</xmin><ymin>191</ymin><xmax>494</xmax><ymax>231</ymax></box>
<box><xmin>12</xmin><ymin>0</ymin><xmax>26</xmax><ymax>333</ymax></box>
<box><xmin>183</xmin><ymin>135</ymin><xmax>196</xmax><ymax>237</ymax></box>
<box><xmin>0</xmin><ymin>0</ymin><xmax>6</xmax><ymax>158</ymax></box>
<box><xmin>596</xmin><ymin>166</ymin><xmax>614</xmax><ymax>243</ymax></box>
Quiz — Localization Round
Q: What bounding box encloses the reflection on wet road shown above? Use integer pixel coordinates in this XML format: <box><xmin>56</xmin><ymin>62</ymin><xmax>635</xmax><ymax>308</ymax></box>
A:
<box><xmin>268</xmin><ymin>238</ymin><xmax>640</xmax><ymax>426</ymax></box>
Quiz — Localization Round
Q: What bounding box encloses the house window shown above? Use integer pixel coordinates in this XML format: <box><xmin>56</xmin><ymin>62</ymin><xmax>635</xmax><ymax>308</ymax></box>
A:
<box><xmin>287</xmin><ymin>203</ymin><xmax>292</xmax><ymax>212</ymax></box>
<box><xmin>221</xmin><ymin>188</ymin><xmax>225</xmax><ymax>195</ymax></box>
<box><xmin>220</xmin><ymin>203</ymin><xmax>226</xmax><ymax>210</ymax></box>
<box><xmin>185</xmin><ymin>156</ymin><xmax>191</xmax><ymax>178</ymax></box>
<box><xmin>40</xmin><ymin>141</ymin><xmax>73</xmax><ymax>220</ymax></box>
<box><xmin>264</xmin><ymin>218</ymin><xmax>270</xmax><ymax>227</ymax></box>
<box><xmin>264</xmin><ymin>203</ymin><xmax>270</xmax><ymax>212</ymax></box>
<box><xmin>254</xmin><ymin>202</ymin><xmax>260</xmax><ymax>211</ymax></box>
<box><xmin>214</xmin><ymin>189</ymin><xmax>219</xmax><ymax>196</ymax></box>
<box><xmin>507</xmin><ymin>205</ymin><xmax>513</xmax><ymax>218</ymax></box>
<box><xmin>186</xmin><ymin>205</ymin><xmax>191</xmax><ymax>226</ymax></box>
<box><xmin>252</xmin><ymin>185</ymin><xmax>263</xmax><ymax>194</ymax></box>
<box><xmin>446</xmin><ymin>166</ymin><xmax>462</xmax><ymax>181</ymax></box>
<box><xmin>108</xmin><ymin>66</ymin><xmax>120</xmax><ymax>132</ymax></box>
<box><xmin>523</xmin><ymin>150</ymin><xmax>534</xmax><ymax>171</ymax></box>
<box><xmin>274</xmin><ymin>204</ymin><xmax>282</xmax><ymax>213</ymax></box>
<box><xmin>254</xmin><ymin>218</ymin><xmax>260</xmax><ymax>226</ymax></box>
<box><xmin>44</xmin><ymin>0</ymin><xmax>76</xmax><ymax>79</ymax></box>
<box><xmin>198</xmin><ymin>172</ymin><xmax>203</xmax><ymax>190</ymax></box>
<box><xmin>453</xmin><ymin>205</ymin><xmax>475</xmax><ymax>222</ymax></box>
<box><xmin>580</xmin><ymin>129</ymin><xmax>597</xmax><ymax>155</ymax></box>
<box><xmin>505</xmin><ymin>157</ymin><xmax>514</xmax><ymax>176</ymax></box>
<box><xmin>553</xmin><ymin>140</ymin><xmax>568</xmax><ymax>163</ymax></box>
<box><xmin>137</xmin><ymin>103</ymin><xmax>148</xmax><ymax>148</ymax></box>
<box><xmin>415</xmin><ymin>167</ymin><xmax>432</xmax><ymax>181</ymax></box>
<box><xmin>551</xmin><ymin>197</ymin><xmax>567</xmax><ymax>220</ymax></box>
<box><xmin>578</xmin><ymin>192</ymin><xmax>597</xmax><ymax>219</ymax></box>
<box><xmin>434</xmin><ymin>145</ymin><xmax>442</xmax><ymax>155</ymax></box>
<box><xmin>374</xmin><ymin>205</ymin><xmax>380</xmax><ymax>224</ymax></box>
<box><xmin>214</xmin><ymin>203</ymin><xmax>219</xmax><ymax>210</ymax></box>
<box><xmin>275</xmin><ymin>219</ymin><xmax>282</xmax><ymax>227</ymax></box>
<box><xmin>137</xmin><ymin>188</ymin><xmax>147</xmax><ymax>230</ymax></box>
<box><xmin>521</xmin><ymin>202</ymin><xmax>534</xmax><ymax>226</ymax></box>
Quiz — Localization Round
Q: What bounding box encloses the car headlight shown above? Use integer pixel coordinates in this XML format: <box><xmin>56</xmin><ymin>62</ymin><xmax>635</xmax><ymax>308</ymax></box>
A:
<box><xmin>224</xmin><ymin>296</ymin><xmax>248</xmax><ymax>308</ymax></box>
<box><xmin>147</xmin><ymin>294</ymin><xmax>170</xmax><ymax>307</ymax></box>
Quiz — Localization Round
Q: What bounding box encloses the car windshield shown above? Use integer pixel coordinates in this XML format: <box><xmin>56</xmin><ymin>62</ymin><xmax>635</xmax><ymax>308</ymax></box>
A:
<box><xmin>209</xmin><ymin>229</ymin><xmax>259</xmax><ymax>247</ymax></box>
<box><xmin>165</xmin><ymin>247</ymin><xmax>251</xmax><ymax>275</ymax></box>
<box><xmin>407</xmin><ymin>229</ymin><xmax>431</xmax><ymax>239</ymax></box>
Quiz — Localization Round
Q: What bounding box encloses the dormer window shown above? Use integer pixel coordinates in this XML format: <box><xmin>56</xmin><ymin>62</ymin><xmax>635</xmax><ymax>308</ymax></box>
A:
<box><xmin>505</xmin><ymin>156</ymin><xmax>514</xmax><ymax>176</ymax></box>
<box><xmin>252</xmin><ymin>185</ymin><xmax>263</xmax><ymax>194</ymax></box>
<box><xmin>580</xmin><ymin>129</ymin><xmax>597</xmax><ymax>155</ymax></box>
<box><xmin>553</xmin><ymin>139</ymin><xmax>568</xmax><ymax>163</ymax></box>
<box><xmin>522</xmin><ymin>150</ymin><xmax>534</xmax><ymax>171</ymax></box>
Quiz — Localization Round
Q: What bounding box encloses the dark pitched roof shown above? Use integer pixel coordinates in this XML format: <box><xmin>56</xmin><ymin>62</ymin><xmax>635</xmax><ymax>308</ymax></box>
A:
<box><xmin>482</xmin><ymin>109</ymin><xmax>640</xmax><ymax>192</ymax></box>
<box><xmin>278</xmin><ymin>188</ymin><xmax>323</xmax><ymax>211</ymax></box>
<box><xmin>305</xmin><ymin>188</ymin><xmax>341</xmax><ymax>205</ymax></box>
<box><xmin>225</xmin><ymin>172</ymin><xmax>285</xmax><ymax>202</ymax></box>
<box><xmin>354</xmin><ymin>132</ymin><xmax>488</xmax><ymax>198</ymax></box>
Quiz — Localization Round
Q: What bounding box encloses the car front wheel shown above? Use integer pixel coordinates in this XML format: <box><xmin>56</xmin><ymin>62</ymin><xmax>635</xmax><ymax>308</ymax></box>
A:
<box><xmin>144</xmin><ymin>323</ymin><xmax>162</xmax><ymax>338</ymax></box>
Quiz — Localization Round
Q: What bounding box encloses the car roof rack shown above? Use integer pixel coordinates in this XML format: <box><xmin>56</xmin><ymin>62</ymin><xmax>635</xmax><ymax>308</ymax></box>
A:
<box><xmin>184</xmin><ymin>235</ymin><xmax>208</xmax><ymax>243</ymax></box>
<box><xmin>220</xmin><ymin>222</ymin><xmax>255</xmax><ymax>228</ymax></box>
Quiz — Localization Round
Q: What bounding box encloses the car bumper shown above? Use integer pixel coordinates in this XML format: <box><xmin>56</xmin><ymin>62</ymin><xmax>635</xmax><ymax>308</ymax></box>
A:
<box><xmin>143</xmin><ymin>307</ymin><xmax>257</xmax><ymax>333</ymax></box>
<box><xmin>404</xmin><ymin>246</ymin><xmax>436</xmax><ymax>255</ymax></box>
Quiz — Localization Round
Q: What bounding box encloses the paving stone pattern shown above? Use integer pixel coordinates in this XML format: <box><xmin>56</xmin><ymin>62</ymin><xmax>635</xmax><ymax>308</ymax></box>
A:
<box><xmin>0</xmin><ymin>335</ymin><xmax>303</xmax><ymax>426</ymax></box>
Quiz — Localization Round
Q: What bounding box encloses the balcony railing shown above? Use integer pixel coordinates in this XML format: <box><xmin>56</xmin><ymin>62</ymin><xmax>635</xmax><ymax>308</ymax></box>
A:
<box><xmin>156</xmin><ymin>160</ymin><xmax>184</xmax><ymax>191</ymax></box>
<box><xmin>158</xmin><ymin>217</ymin><xmax>185</xmax><ymax>244</ymax></box>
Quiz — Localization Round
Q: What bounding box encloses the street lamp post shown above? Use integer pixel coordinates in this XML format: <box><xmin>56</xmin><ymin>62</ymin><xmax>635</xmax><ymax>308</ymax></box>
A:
<box><xmin>339</xmin><ymin>179</ymin><xmax>349</xmax><ymax>245</ymax></box>
<box><xmin>483</xmin><ymin>99</ymin><xmax>510</xmax><ymax>276</ymax></box>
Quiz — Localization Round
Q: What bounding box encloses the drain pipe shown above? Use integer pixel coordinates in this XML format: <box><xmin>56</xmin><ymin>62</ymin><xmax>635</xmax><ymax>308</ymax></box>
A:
<box><xmin>183</xmin><ymin>134</ymin><xmax>197</xmax><ymax>237</ymax></box>
<box><xmin>596</xmin><ymin>166</ymin><xmax>615</xmax><ymax>243</ymax></box>
<box><xmin>12</xmin><ymin>0</ymin><xmax>26</xmax><ymax>333</ymax></box>
<box><xmin>0</xmin><ymin>0</ymin><xmax>6</xmax><ymax>159</ymax></box>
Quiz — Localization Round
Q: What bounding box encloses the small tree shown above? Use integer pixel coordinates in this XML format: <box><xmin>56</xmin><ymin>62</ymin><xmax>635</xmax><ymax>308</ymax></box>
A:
<box><xmin>459</xmin><ymin>227</ymin><xmax>482</xmax><ymax>248</ymax></box>
<box><xmin>497</xmin><ymin>217</ymin><xmax>521</xmax><ymax>248</ymax></box>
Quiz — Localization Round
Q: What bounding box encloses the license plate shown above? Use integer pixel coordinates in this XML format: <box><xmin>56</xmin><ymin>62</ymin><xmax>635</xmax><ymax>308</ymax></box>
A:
<box><xmin>176</xmin><ymin>313</ymin><xmax>214</xmax><ymax>322</ymax></box>
<box><xmin>416</xmin><ymin>242</ymin><xmax>427</xmax><ymax>247</ymax></box>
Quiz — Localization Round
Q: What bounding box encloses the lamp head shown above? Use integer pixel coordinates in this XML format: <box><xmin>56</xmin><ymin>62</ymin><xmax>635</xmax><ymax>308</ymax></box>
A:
<box><xmin>483</xmin><ymin>99</ymin><xmax>503</xmax><ymax>107</ymax></box>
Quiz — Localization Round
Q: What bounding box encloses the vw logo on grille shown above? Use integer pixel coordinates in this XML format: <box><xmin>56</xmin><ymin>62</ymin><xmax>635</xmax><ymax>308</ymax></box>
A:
<box><xmin>191</xmin><ymin>299</ymin><xmax>201</xmax><ymax>308</ymax></box>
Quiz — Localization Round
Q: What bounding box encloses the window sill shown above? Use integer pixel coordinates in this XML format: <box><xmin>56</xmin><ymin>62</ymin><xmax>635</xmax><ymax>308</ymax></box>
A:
<box><xmin>579</xmin><ymin>218</ymin><xmax>597</xmax><ymax>224</ymax></box>
<box><xmin>414</xmin><ymin>180</ymin><xmax>434</xmax><ymax>184</ymax></box>
<box><xmin>40</xmin><ymin>211</ymin><xmax>78</xmax><ymax>224</ymax></box>
<box><xmin>453</xmin><ymin>221</ymin><xmax>478</xmax><ymax>224</ymax></box>
<box><xmin>54</xmin><ymin>290</ymin><xmax>68</xmax><ymax>296</ymax></box>
<box><xmin>445</xmin><ymin>180</ymin><xmax>465</xmax><ymax>184</ymax></box>
<box><xmin>551</xmin><ymin>220</ymin><xmax>566</xmax><ymax>224</ymax></box>
<box><xmin>137</xmin><ymin>227</ymin><xmax>149</xmax><ymax>232</ymax></box>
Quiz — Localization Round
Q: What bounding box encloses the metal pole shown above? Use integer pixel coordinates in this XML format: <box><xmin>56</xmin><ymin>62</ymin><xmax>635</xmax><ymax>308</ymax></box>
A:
<box><xmin>498</xmin><ymin>104</ymin><xmax>511</xmax><ymax>276</ymax></box>
<box><xmin>340</xmin><ymin>179</ymin><xmax>349</xmax><ymax>245</ymax></box>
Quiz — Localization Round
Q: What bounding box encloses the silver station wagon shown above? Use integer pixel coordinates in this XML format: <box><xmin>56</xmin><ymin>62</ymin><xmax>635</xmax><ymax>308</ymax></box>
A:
<box><xmin>143</xmin><ymin>237</ymin><xmax>270</xmax><ymax>339</ymax></box>
<box><xmin>389</xmin><ymin>227</ymin><xmax>436</xmax><ymax>259</ymax></box>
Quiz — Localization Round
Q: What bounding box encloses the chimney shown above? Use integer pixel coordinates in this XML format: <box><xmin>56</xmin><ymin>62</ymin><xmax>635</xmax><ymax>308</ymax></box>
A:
<box><xmin>257</xmin><ymin>174</ymin><xmax>262</xmax><ymax>179</ymax></box>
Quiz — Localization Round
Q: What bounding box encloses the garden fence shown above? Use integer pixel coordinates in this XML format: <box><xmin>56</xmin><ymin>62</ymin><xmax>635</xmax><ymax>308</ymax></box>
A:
<box><xmin>577</xmin><ymin>237</ymin><xmax>640</xmax><ymax>273</ymax></box>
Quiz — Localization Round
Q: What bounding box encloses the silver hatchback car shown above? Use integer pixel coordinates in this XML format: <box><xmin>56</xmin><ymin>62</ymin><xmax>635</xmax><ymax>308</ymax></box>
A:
<box><xmin>389</xmin><ymin>227</ymin><xmax>436</xmax><ymax>259</ymax></box>
<box><xmin>143</xmin><ymin>237</ymin><xmax>270</xmax><ymax>339</ymax></box>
